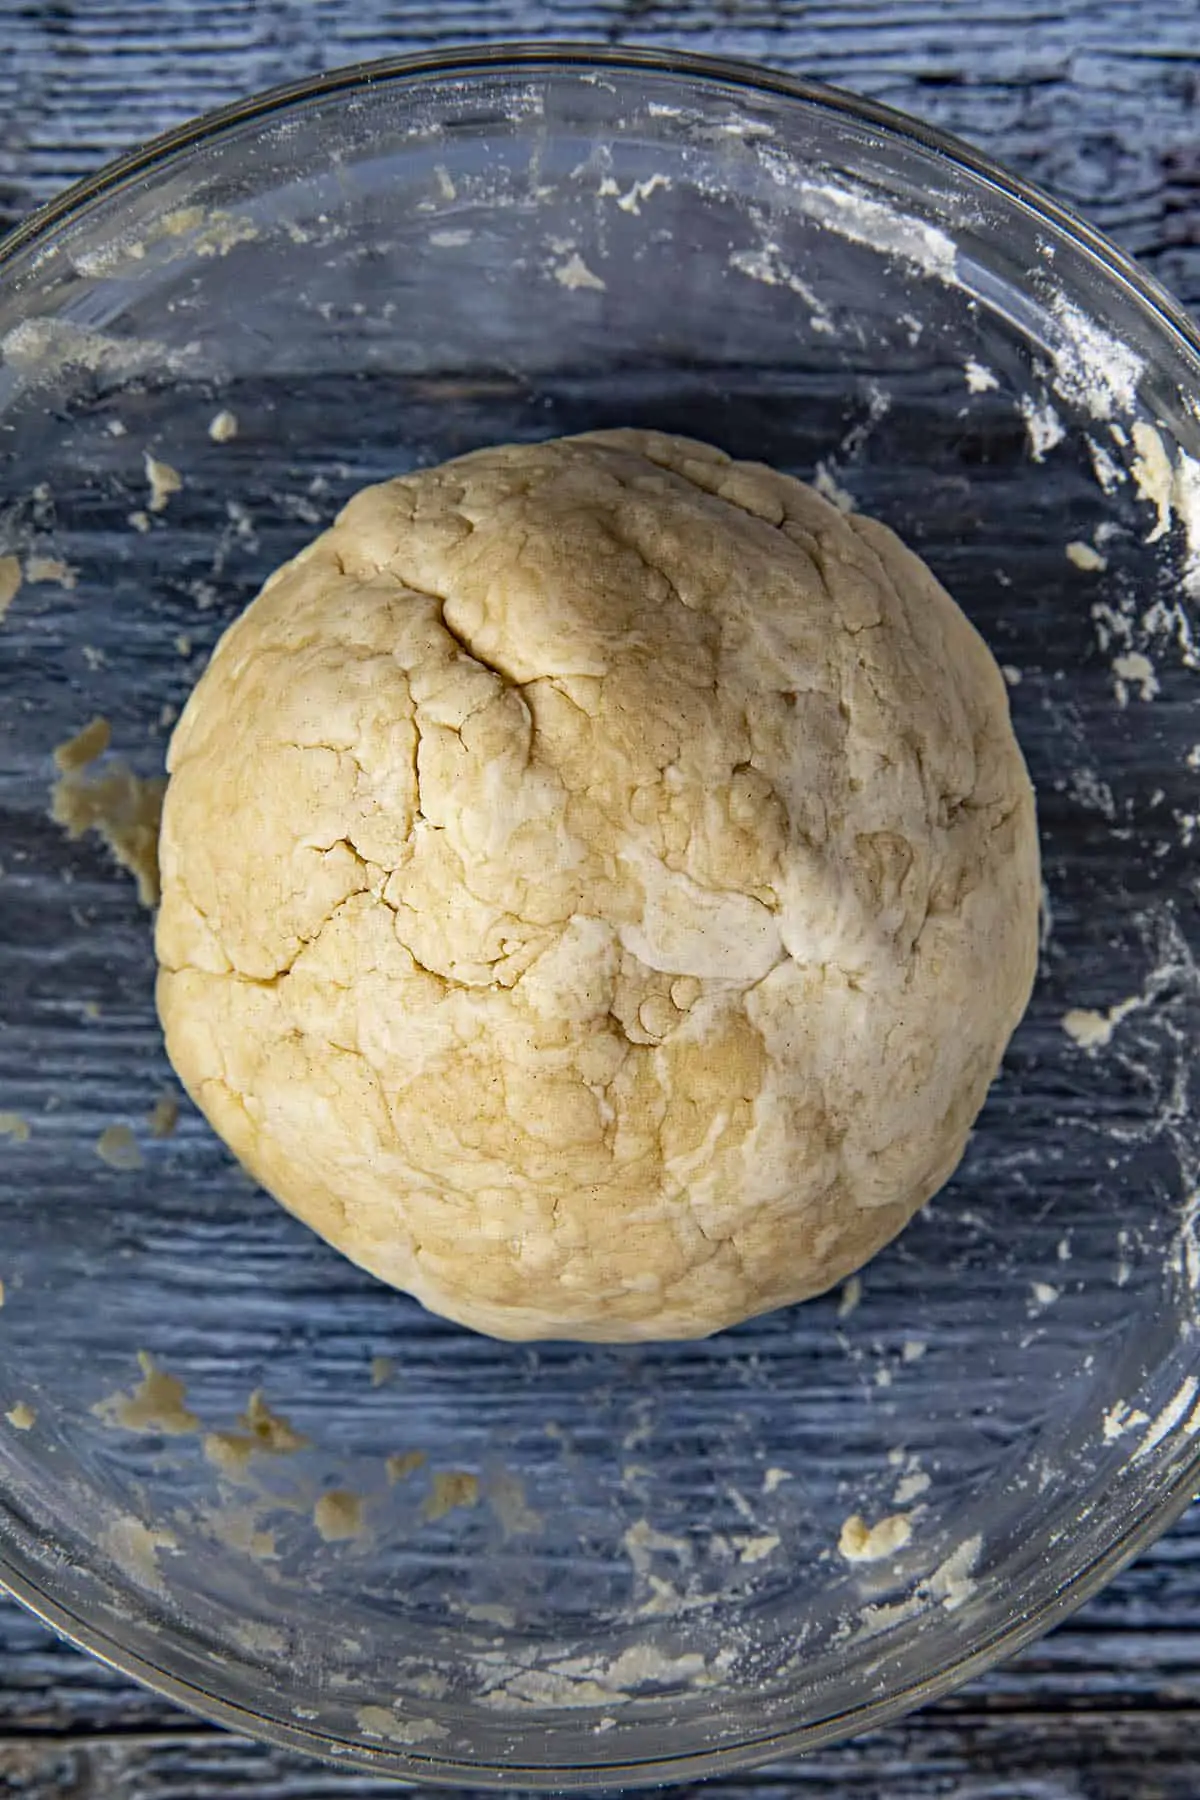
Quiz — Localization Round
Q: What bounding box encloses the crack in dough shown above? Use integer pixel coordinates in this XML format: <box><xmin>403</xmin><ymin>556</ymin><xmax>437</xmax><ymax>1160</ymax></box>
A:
<box><xmin>156</xmin><ymin>430</ymin><xmax>1039</xmax><ymax>1341</ymax></box>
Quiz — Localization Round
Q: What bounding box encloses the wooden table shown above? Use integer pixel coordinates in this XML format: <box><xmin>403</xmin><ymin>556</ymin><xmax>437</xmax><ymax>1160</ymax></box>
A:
<box><xmin>3</xmin><ymin>3</ymin><xmax>1200</xmax><ymax>1794</ymax></box>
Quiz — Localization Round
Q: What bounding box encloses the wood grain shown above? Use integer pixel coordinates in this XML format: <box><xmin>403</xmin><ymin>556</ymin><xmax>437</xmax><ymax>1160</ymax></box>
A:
<box><xmin>3</xmin><ymin>0</ymin><xmax>1200</xmax><ymax>1792</ymax></box>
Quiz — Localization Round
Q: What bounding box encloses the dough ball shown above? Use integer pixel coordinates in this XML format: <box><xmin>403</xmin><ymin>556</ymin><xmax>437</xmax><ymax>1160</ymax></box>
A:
<box><xmin>156</xmin><ymin>430</ymin><xmax>1039</xmax><ymax>1341</ymax></box>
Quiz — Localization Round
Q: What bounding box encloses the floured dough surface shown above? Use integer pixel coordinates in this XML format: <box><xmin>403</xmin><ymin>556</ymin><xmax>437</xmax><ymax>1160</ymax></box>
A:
<box><xmin>157</xmin><ymin>430</ymin><xmax>1039</xmax><ymax>1341</ymax></box>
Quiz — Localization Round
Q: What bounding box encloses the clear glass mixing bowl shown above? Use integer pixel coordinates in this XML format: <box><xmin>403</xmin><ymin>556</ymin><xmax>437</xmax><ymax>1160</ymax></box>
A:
<box><xmin>2</xmin><ymin>44</ymin><xmax>1200</xmax><ymax>1788</ymax></box>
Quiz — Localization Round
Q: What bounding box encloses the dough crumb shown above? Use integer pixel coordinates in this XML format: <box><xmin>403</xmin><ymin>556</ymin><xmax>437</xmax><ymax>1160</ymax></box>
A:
<box><xmin>370</xmin><ymin>1354</ymin><xmax>395</xmax><ymax>1387</ymax></box>
<box><xmin>927</xmin><ymin>1533</ymin><xmax>981</xmax><ymax>1610</ymax></box>
<box><xmin>1001</xmin><ymin>664</ymin><xmax>1022</xmax><ymax>686</ymax></box>
<box><xmin>149</xmin><ymin>1094</ymin><xmax>179</xmax><ymax>1138</ymax></box>
<box><xmin>54</xmin><ymin>716</ymin><xmax>111</xmax><ymax>773</ymax></box>
<box><xmin>1103</xmin><ymin>1398</ymin><xmax>1150</xmax><ymax>1442</ymax></box>
<box><xmin>0</xmin><ymin>554</ymin><xmax>21</xmax><ymax>620</ymax></box>
<box><xmin>838</xmin><ymin>1511</ymin><xmax>912</xmax><ymax>1562</ymax></box>
<box><xmin>5</xmin><ymin>1401</ymin><xmax>36</xmax><ymax>1431</ymax></box>
<box><xmin>1061</xmin><ymin>1007</ymin><xmax>1111</xmax><ymax>1049</ymax></box>
<box><xmin>553</xmin><ymin>250</ymin><xmax>606</xmax><ymax>291</ymax></box>
<box><xmin>96</xmin><ymin>1124</ymin><xmax>143</xmax><ymax>1170</ymax></box>
<box><xmin>145</xmin><ymin>451</ymin><xmax>183</xmax><ymax>513</ymax></box>
<box><xmin>0</xmin><ymin>1112</ymin><xmax>31</xmax><ymax>1144</ymax></box>
<box><xmin>242</xmin><ymin>1389</ymin><xmax>309</xmax><ymax>1453</ymax></box>
<box><xmin>837</xmin><ymin>1276</ymin><xmax>863</xmax><ymax>1320</ymax></box>
<box><xmin>422</xmin><ymin>1470</ymin><xmax>480</xmax><ymax>1522</ymax></box>
<box><xmin>51</xmin><ymin>721</ymin><xmax>165</xmax><ymax>908</ymax></box>
<box><xmin>963</xmin><ymin>359</ymin><xmax>999</xmax><ymax>393</ymax></box>
<box><xmin>25</xmin><ymin>554</ymin><xmax>77</xmax><ymax>589</ymax></box>
<box><xmin>1019</xmin><ymin>396</ymin><xmax>1065</xmax><ymax>462</ymax></box>
<box><xmin>1130</xmin><ymin>419</ymin><xmax>1175</xmax><ymax>541</ymax></box>
<box><xmin>314</xmin><ymin>1488</ymin><xmax>365</xmax><ymax>1542</ymax></box>
<box><xmin>1061</xmin><ymin>995</ymin><xmax>1139</xmax><ymax>1050</ymax></box>
<box><xmin>615</xmin><ymin>173</ymin><xmax>671</xmax><ymax>214</ymax></box>
<box><xmin>356</xmin><ymin>1705</ymin><xmax>447</xmax><ymax>1745</ymax></box>
<box><xmin>763</xmin><ymin>1466</ymin><xmax>791</xmax><ymax>1494</ymax></box>
<box><xmin>203</xmin><ymin>1432</ymin><xmax>256</xmax><ymax>1479</ymax></box>
<box><xmin>892</xmin><ymin>1468</ymin><xmax>931</xmax><ymax>1505</ymax></box>
<box><xmin>1111</xmin><ymin>650</ymin><xmax>1159</xmax><ymax>703</ymax></box>
<box><xmin>208</xmin><ymin>409</ymin><xmax>239</xmax><ymax>443</ymax></box>
<box><xmin>94</xmin><ymin>1351</ymin><xmax>199</xmax><ymax>1434</ymax></box>
<box><xmin>106</xmin><ymin>418</ymin><xmax>127</xmax><ymax>438</ymax></box>
<box><xmin>385</xmin><ymin>1449</ymin><xmax>427</xmax><ymax>1484</ymax></box>
<box><xmin>203</xmin><ymin>1392</ymin><xmax>309</xmax><ymax>1479</ymax></box>
<box><xmin>127</xmin><ymin>510</ymin><xmax>152</xmax><ymax>534</ymax></box>
<box><xmin>901</xmin><ymin>1339</ymin><xmax>926</xmax><ymax>1362</ymax></box>
<box><xmin>1066</xmin><ymin>539</ymin><xmax>1107</xmax><ymax>571</ymax></box>
<box><xmin>735</xmin><ymin>1531</ymin><xmax>780</xmax><ymax>1564</ymax></box>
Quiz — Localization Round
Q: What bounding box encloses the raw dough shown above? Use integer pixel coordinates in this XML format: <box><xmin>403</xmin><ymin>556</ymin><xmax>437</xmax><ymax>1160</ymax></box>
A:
<box><xmin>157</xmin><ymin>429</ymin><xmax>1039</xmax><ymax>1341</ymax></box>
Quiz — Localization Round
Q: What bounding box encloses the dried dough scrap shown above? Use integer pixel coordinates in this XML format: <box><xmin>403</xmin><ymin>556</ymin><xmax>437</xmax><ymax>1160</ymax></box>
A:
<box><xmin>157</xmin><ymin>430</ymin><xmax>1039</xmax><ymax>1341</ymax></box>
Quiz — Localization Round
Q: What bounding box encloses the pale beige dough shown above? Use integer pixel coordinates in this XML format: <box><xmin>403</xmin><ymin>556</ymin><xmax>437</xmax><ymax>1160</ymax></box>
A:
<box><xmin>156</xmin><ymin>429</ymin><xmax>1039</xmax><ymax>1341</ymax></box>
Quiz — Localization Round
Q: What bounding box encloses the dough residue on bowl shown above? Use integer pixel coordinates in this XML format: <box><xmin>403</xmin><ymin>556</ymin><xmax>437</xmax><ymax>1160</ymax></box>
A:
<box><xmin>357</xmin><ymin>1704</ymin><xmax>447</xmax><ymax>1745</ymax></box>
<box><xmin>422</xmin><ymin>1470</ymin><xmax>480</xmax><ymax>1523</ymax></box>
<box><xmin>96</xmin><ymin>1124</ymin><xmax>143</xmax><ymax>1170</ymax></box>
<box><xmin>148</xmin><ymin>1094</ymin><xmax>180</xmax><ymax>1138</ymax></box>
<box><xmin>93</xmin><ymin>1351</ymin><xmax>199</xmax><ymax>1435</ymax></box>
<box><xmin>144</xmin><ymin>451</ymin><xmax>183</xmax><ymax>513</ymax></box>
<box><xmin>100</xmin><ymin>1515</ymin><xmax>177</xmax><ymax>1595</ymax></box>
<box><xmin>0</xmin><ymin>554</ymin><xmax>21</xmax><ymax>621</ymax></box>
<box><xmin>385</xmin><ymin>1449</ymin><xmax>427</xmax><ymax>1485</ymax></box>
<box><xmin>838</xmin><ymin>1510</ymin><xmax>912</xmax><ymax>1562</ymax></box>
<box><xmin>50</xmin><ymin>718</ymin><xmax>166</xmax><ymax>908</ymax></box>
<box><xmin>25</xmin><ymin>553</ymin><xmax>77</xmax><ymax>590</ymax></box>
<box><xmin>204</xmin><ymin>1389</ymin><xmax>310</xmax><ymax>1477</ymax></box>
<box><xmin>314</xmin><ymin>1488</ymin><xmax>365</xmax><ymax>1542</ymax></box>
<box><xmin>1061</xmin><ymin>996</ymin><xmax>1140</xmax><ymax>1050</ymax></box>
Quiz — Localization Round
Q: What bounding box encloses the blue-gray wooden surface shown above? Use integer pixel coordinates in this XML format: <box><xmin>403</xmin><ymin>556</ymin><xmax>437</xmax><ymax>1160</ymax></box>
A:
<box><xmin>3</xmin><ymin>2</ymin><xmax>1200</xmax><ymax>1794</ymax></box>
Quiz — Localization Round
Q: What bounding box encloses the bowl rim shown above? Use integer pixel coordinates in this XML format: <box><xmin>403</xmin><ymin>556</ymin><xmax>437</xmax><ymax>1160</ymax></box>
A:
<box><xmin>2</xmin><ymin>36</ymin><xmax>1200</xmax><ymax>1789</ymax></box>
<box><xmin>4</xmin><ymin>34</ymin><xmax>1200</xmax><ymax>380</ymax></box>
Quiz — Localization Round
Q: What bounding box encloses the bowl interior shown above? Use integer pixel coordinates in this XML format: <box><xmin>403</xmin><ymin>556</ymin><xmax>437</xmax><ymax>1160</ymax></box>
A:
<box><xmin>2</xmin><ymin>51</ymin><xmax>1200</xmax><ymax>1785</ymax></box>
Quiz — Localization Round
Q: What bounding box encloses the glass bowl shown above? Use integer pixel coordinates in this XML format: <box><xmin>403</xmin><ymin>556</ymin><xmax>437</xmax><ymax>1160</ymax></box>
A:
<box><xmin>2</xmin><ymin>43</ymin><xmax>1200</xmax><ymax>1789</ymax></box>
